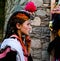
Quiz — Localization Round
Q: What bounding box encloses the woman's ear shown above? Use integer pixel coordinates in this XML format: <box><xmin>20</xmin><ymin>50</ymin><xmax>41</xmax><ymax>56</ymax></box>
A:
<box><xmin>16</xmin><ymin>23</ymin><xmax>21</xmax><ymax>29</ymax></box>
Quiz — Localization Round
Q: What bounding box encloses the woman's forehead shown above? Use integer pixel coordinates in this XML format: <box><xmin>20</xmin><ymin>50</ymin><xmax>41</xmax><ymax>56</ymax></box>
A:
<box><xmin>22</xmin><ymin>20</ymin><xmax>30</xmax><ymax>24</ymax></box>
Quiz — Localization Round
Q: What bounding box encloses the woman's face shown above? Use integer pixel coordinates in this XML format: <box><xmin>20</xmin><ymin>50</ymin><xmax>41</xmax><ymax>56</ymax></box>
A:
<box><xmin>20</xmin><ymin>20</ymin><xmax>32</xmax><ymax>35</ymax></box>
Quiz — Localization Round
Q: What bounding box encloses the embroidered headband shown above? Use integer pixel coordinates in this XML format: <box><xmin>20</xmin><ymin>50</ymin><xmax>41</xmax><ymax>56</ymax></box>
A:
<box><xmin>16</xmin><ymin>13</ymin><xmax>29</xmax><ymax>21</ymax></box>
<box><xmin>10</xmin><ymin>10</ymin><xmax>34</xmax><ymax>21</ymax></box>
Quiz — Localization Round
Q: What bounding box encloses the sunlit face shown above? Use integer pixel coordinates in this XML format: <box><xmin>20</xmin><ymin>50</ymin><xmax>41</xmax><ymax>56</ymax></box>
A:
<box><xmin>20</xmin><ymin>20</ymin><xmax>32</xmax><ymax>35</ymax></box>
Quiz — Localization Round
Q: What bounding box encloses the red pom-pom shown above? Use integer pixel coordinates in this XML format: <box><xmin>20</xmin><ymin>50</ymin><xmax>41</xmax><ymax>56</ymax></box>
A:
<box><xmin>24</xmin><ymin>1</ymin><xmax>37</xmax><ymax>12</ymax></box>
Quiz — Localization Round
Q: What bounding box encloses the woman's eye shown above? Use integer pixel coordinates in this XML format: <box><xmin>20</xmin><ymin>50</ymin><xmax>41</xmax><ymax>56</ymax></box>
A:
<box><xmin>27</xmin><ymin>23</ymin><xmax>30</xmax><ymax>25</ymax></box>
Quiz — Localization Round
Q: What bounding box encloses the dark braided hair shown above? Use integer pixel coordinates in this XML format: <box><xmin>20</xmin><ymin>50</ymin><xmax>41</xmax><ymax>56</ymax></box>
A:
<box><xmin>56</xmin><ymin>0</ymin><xmax>59</xmax><ymax>2</ymax></box>
<box><xmin>52</xmin><ymin>14</ymin><xmax>60</xmax><ymax>31</ymax></box>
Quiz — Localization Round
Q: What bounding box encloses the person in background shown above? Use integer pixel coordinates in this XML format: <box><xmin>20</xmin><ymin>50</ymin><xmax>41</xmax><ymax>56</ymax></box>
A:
<box><xmin>47</xmin><ymin>14</ymin><xmax>60</xmax><ymax>61</ymax></box>
<box><xmin>51</xmin><ymin>0</ymin><xmax>60</xmax><ymax>14</ymax></box>
<box><xmin>0</xmin><ymin>10</ymin><xmax>33</xmax><ymax>61</ymax></box>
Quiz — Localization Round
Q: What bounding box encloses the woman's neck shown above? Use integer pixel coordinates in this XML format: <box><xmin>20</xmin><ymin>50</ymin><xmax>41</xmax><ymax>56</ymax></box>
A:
<box><xmin>17</xmin><ymin>30</ymin><xmax>22</xmax><ymax>38</ymax></box>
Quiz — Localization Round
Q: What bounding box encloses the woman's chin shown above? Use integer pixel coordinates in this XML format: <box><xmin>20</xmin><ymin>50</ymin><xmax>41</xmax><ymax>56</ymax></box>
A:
<box><xmin>23</xmin><ymin>32</ymin><xmax>29</xmax><ymax>36</ymax></box>
<box><xmin>25</xmin><ymin>33</ymin><xmax>29</xmax><ymax>36</ymax></box>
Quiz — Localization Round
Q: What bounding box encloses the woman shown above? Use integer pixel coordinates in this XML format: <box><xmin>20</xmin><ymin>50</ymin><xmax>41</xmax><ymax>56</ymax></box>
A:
<box><xmin>0</xmin><ymin>10</ymin><xmax>33</xmax><ymax>61</ymax></box>
<box><xmin>47</xmin><ymin>29</ymin><xmax>60</xmax><ymax>61</ymax></box>
<box><xmin>47</xmin><ymin>14</ymin><xmax>60</xmax><ymax>61</ymax></box>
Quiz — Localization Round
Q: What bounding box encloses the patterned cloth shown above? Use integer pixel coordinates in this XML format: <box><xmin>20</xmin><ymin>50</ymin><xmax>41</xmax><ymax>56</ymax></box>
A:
<box><xmin>1</xmin><ymin>38</ymin><xmax>25</xmax><ymax>61</ymax></box>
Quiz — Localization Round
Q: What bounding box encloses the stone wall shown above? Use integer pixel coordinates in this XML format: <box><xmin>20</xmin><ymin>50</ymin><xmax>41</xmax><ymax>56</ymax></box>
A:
<box><xmin>29</xmin><ymin>0</ymin><xmax>50</xmax><ymax>61</ymax></box>
<box><xmin>5</xmin><ymin>0</ymin><xmax>51</xmax><ymax>61</ymax></box>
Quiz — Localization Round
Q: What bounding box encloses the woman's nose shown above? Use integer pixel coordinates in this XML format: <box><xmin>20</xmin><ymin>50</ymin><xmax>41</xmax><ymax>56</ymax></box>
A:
<box><xmin>29</xmin><ymin>25</ymin><xmax>32</xmax><ymax>33</ymax></box>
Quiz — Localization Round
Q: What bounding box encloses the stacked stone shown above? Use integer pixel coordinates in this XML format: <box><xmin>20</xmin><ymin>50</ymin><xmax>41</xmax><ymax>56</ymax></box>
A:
<box><xmin>30</xmin><ymin>0</ymin><xmax>50</xmax><ymax>61</ymax></box>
